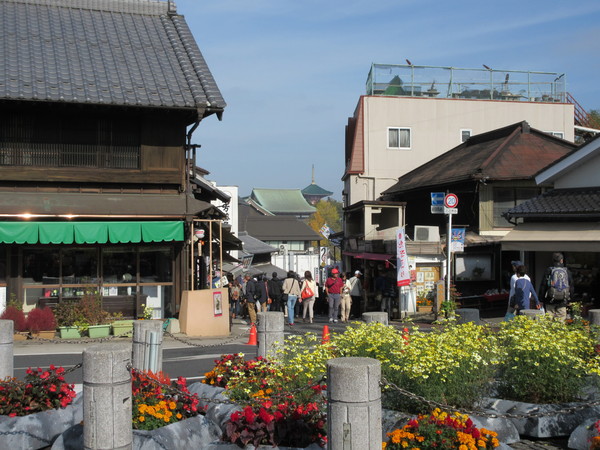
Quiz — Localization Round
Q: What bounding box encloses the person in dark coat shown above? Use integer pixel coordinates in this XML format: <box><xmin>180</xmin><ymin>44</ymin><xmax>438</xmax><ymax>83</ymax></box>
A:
<box><xmin>255</xmin><ymin>274</ymin><xmax>270</xmax><ymax>312</ymax></box>
<box><xmin>268</xmin><ymin>272</ymin><xmax>283</xmax><ymax>312</ymax></box>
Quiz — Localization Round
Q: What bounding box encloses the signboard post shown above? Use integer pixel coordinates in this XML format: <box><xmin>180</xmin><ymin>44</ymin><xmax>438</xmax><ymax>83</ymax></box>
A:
<box><xmin>443</xmin><ymin>194</ymin><xmax>459</xmax><ymax>302</ymax></box>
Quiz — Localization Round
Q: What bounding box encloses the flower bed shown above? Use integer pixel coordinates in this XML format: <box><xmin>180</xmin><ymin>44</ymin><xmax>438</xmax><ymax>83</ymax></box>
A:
<box><xmin>0</xmin><ymin>365</ymin><xmax>80</xmax><ymax>449</ymax></box>
<box><xmin>383</xmin><ymin>408</ymin><xmax>500</xmax><ymax>449</ymax></box>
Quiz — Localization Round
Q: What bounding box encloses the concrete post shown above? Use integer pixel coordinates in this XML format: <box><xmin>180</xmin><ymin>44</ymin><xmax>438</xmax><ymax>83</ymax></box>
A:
<box><xmin>456</xmin><ymin>308</ymin><xmax>480</xmax><ymax>324</ymax></box>
<box><xmin>83</xmin><ymin>343</ymin><xmax>132</xmax><ymax>450</ymax></box>
<box><xmin>362</xmin><ymin>312</ymin><xmax>388</xmax><ymax>325</ymax></box>
<box><xmin>257</xmin><ymin>311</ymin><xmax>284</xmax><ymax>358</ymax></box>
<box><xmin>0</xmin><ymin>320</ymin><xmax>13</xmax><ymax>379</ymax></box>
<box><xmin>588</xmin><ymin>309</ymin><xmax>600</xmax><ymax>326</ymax></box>
<box><xmin>327</xmin><ymin>357</ymin><xmax>381</xmax><ymax>450</ymax></box>
<box><xmin>132</xmin><ymin>320</ymin><xmax>163</xmax><ymax>372</ymax></box>
<box><xmin>521</xmin><ymin>309</ymin><xmax>545</xmax><ymax>319</ymax></box>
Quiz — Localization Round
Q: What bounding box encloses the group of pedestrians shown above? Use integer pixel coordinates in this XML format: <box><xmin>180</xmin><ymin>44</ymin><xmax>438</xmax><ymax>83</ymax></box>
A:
<box><xmin>228</xmin><ymin>267</ymin><xmax>368</xmax><ymax>327</ymax></box>
<box><xmin>508</xmin><ymin>252</ymin><xmax>574</xmax><ymax>321</ymax></box>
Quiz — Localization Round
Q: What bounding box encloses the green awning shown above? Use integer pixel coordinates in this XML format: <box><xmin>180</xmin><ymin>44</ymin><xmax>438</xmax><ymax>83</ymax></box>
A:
<box><xmin>0</xmin><ymin>221</ymin><xmax>184</xmax><ymax>244</ymax></box>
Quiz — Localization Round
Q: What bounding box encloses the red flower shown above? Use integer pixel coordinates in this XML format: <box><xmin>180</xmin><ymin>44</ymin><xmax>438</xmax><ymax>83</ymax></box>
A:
<box><xmin>243</xmin><ymin>406</ymin><xmax>256</xmax><ymax>424</ymax></box>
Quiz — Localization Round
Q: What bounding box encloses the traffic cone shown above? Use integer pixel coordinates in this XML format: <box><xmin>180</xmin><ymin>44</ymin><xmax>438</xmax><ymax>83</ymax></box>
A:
<box><xmin>321</xmin><ymin>325</ymin><xmax>330</xmax><ymax>344</ymax></box>
<box><xmin>246</xmin><ymin>324</ymin><xmax>258</xmax><ymax>345</ymax></box>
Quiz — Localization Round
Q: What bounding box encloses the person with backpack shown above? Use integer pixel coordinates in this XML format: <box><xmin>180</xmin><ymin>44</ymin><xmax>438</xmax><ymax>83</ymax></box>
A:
<box><xmin>510</xmin><ymin>265</ymin><xmax>540</xmax><ymax>314</ymax></box>
<box><xmin>539</xmin><ymin>252</ymin><xmax>574</xmax><ymax>321</ymax></box>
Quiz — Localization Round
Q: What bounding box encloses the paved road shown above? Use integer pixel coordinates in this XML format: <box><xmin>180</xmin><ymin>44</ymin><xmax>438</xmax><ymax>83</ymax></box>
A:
<box><xmin>12</xmin><ymin>314</ymin><xmax>364</xmax><ymax>385</ymax></box>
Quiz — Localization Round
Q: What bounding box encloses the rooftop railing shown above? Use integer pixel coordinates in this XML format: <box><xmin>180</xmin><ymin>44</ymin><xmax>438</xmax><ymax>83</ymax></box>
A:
<box><xmin>366</xmin><ymin>64</ymin><xmax>566</xmax><ymax>103</ymax></box>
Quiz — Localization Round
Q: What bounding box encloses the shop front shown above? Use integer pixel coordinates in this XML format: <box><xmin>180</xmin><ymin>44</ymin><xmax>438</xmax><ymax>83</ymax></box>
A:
<box><xmin>502</xmin><ymin>222</ymin><xmax>600</xmax><ymax>306</ymax></box>
<box><xmin>0</xmin><ymin>221</ymin><xmax>184</xmax><ymax>319</ymax></box>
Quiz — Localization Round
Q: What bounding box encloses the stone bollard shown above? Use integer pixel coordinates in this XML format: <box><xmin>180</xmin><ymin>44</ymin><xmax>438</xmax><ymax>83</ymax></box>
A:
<box><xmin>588</xmin><ymin>309</ymin><xmax>600</xmax><ymax>326</ymax></box>
<box><xmin>0</xmin><ymin>320</ymin><xmax>13</xmax><ymax>379</ymax></box>
<box><xmin>83</xmin><ymin>343</ymin><xmax>132</xmax><ymax>450</ymax></box>
<box><xmin>362</xmin><ymin>312</ymin><xmax>389</xmax><ymax>325</ymax></box>
<box><xmin>520</xmin><ymin>309</ymin><xmax>545</xmax><ymax>319</ymax></box>
<box><xmin>257</xmin><ymin>311</ymin><xmax>284</xmax><ymax>358</ymax></box>
<box><xmin>456</xmin><ymin>308</ymin><xmax>480</xmax><ymax>324</ymax></box>
<box><xmin>132</xmin><ymin>320</ymin><xmax>163</xmax><ymax>372</ymax></box>
<box><xmin>327</xmin><ymin>357</ymin><xmax>381</xmax><ymax>450</ymax></box>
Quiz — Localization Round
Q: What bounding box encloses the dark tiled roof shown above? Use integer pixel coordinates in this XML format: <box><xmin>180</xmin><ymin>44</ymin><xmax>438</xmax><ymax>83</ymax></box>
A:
<box><xmin>0</xmin><ymin>0</ymin><xmax>225</xmax><ymax>116</ymax></box>
<box><xmin>243</xmin><ymin>216</ymin><xmax>321</xmax><ymax>241</ymax></box>
<box><xmin>506</xmin><ymin>188</ymin><xmax>600</xmax><ymax>219</ymax></box>
<box><xmin>381</xmin><ymin>121</ymin><xmax>577</xmax><ymax>196</ymax></box>
<box><xmin>238</xmin><ymin>232</ymin><xmax>277</xmax><ymax>255</ymax></box>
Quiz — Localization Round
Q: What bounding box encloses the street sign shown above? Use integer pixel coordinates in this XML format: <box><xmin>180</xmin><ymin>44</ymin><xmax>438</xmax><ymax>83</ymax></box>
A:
<box><xmin>444</xmin><ymin>193</ymin><xmax>459</xmax><ymax>208</ymax></box>
<box><xmin>431</xmin><ymin>205</ymin><xmax>444</xmax><ymax>214</ymax></box>
<box><xmin>444</xmin><ymin>207</ymin><xmax>458</xmax><ymax>214</ymax></box>
<box><xmin>431</xmin><ymin>192</ymin><xmax>445</xmax><ymax>206</ymax></box>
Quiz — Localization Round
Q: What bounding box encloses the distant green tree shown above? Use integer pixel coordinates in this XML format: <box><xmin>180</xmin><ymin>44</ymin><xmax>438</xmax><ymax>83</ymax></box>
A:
<box><xmin>588</xmin><ymin>109</ymin><xmax>600</xmax><ymax>129</ymax></box>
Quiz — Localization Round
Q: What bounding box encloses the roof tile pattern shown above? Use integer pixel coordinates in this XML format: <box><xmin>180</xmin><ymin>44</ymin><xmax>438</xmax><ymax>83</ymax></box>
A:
<box><xmin>382</xmin><ymin>122</ymin><xmax>577</xmax><ymax>196</ymax></box>
<box><xmin>0</xmin><ymin>0</ymin><xmax>225</xmax><ymax>112</ymax></box>
<box><xmin>506</xmin><ymin>188</ymin><xmax>600</xmax><ymax>218</ymax></box>
<box><xmin>251</xmin><ymin>189</ymin><xmax>316</xmax><ymax>215</ymax></box>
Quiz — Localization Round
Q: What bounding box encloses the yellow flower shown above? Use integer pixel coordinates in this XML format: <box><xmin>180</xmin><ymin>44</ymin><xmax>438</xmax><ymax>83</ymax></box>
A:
<box><xmin>138</xmin><ymin>416</ymin><xmax>145</xmax><ymax>422</ymax></box>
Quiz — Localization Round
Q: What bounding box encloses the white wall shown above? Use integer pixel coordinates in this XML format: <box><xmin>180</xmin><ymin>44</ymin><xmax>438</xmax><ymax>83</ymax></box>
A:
<box><xmin>553</xmin><ymin>156</ymin><xmax>600</xmax><ymax>188</ymax></box>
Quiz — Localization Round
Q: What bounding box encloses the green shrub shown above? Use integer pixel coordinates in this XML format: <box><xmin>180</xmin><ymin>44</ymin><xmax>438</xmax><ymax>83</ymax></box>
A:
<box><xmin>495</xmin><ymin>315</ymin><xmax>600</xmax><ymax>403</ymax></box>
<box><xmin>382</xmin><ymin>322</ymin><xmax>499</xmax><ymax>413</ymax></box>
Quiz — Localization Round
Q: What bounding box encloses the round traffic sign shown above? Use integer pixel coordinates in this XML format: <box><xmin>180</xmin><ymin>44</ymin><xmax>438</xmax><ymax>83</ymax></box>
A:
<box><xmin>444</xmin><ymin>193</ymin><xmax>459</xmax><ymax>208</ymax></box>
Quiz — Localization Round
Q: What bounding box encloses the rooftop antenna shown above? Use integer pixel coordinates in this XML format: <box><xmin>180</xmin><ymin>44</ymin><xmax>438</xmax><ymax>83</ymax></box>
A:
<box><xmin>311</xmin><ymin>165</ymin><xmax>315</xmax><ymax>184</ymax></box>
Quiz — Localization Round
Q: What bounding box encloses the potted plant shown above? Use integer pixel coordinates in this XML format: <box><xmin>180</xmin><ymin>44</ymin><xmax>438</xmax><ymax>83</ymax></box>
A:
<box><xmin>80</xmin><ymin>292</ymin><xmax>112</xmax><ymax>338</ymax></box>
<box><xmin>0</xmin><ymin>304</ymin><xmax>28</xmax><ymax>340</ymax></box>
<box><xmin>26</xmin><ymin>306</ymin><xmax>56</xmax><ymax>339</ymax></box>
<box><xmin>111</xmin><ymin>312</ymin><xmax>134</xmax><ymax>337</ymax></box>
<box><xmin>54</xmin><ymin>299</ymin><xmax>84</xmax><ymax>338</ymax></box>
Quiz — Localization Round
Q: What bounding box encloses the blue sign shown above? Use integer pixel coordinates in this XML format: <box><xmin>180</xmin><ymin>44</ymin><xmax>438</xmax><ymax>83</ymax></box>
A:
<box><xmin>431</xmin><ymin>192</ymin><xmax>445</xmax><ymax>206</ymax></box>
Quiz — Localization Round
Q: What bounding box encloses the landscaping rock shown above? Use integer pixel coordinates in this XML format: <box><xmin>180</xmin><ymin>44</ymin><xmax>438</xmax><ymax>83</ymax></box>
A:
<box><xmin>53</xmin><ymin>416</ymin><xmax>222</xmax><ymax>450</ymax></box>
<box><xmin>568</xmin><ymin>417</ymin><xmax>597</xmax><ymax>450</ymax></box>
<box><xmin>381</xmin><ymin>408</ymin><xmax>411</xmax><ymax>437</ymax></box>
<box><xmin>0</xmin><ymin>392</ymin><xmax>82</xmax><ymax>450</ymax></box>
<box><xmin>470</xmin><ymin>414</ymin><xmax>520</xmax><ymax>444</ymax></box>
<box><xmin>481</xmin><ymin>397</ymin><xmax>600</xmax><ymax>438</ymax></box>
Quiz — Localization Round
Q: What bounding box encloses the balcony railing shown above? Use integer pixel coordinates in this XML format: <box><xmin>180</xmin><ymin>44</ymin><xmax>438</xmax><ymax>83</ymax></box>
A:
<box><xmin>366</xmin><ymin>64</ymin><xmax>566</xmax><ymax>103</ymax></box>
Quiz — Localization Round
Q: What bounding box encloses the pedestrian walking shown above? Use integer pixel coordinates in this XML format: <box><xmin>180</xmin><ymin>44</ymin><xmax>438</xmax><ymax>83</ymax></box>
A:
<box><xmin>340</xmin><ymin>272</ymin><xmax>352</xmax><ymax>323</ymax></box>
<box><xmin>267</xmin><ymin>272</ymin><xmax>283</xmax><ymax>312</ymax></box>
<box><xmin>539</xmin><ymin>252</ymin><xmax>574</xmax><ymax>321</ymax></box>
<box><xmin>301</xmin><ymin>270</ymin><xmax>317</xmax><ymax>323</ymax></box>
<box><xmin>282</xmin><ymin>271</ymin><xmax>301</xmax><ymax>326</ymax></box>
<box><xmin>325</xmin><ymin>267</ymin><xmax>344</xmax><ymax>323</ymax></box>
<box><xmin>348</xmin><ymin>270</ymin><xmax>364</xmax><ymax>319</ymax></box>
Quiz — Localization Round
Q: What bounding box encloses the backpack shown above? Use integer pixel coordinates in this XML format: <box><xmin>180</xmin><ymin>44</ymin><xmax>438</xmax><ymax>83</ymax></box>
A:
<box><xmin>547</xmin><ymin>267</ymin><xmax>570</xmax><ymax>303</ymax></box>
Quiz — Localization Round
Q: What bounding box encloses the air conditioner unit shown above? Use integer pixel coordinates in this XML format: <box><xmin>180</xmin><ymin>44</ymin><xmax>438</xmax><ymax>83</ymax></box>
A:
<box><xmin>307</xmin><ymin>247</ymin><xmax>315</xmax><ymax>255</ymax></box>
<box><xmin>414</xmin><ymin>226</ymin><xmax>440</xmax><ymax>242</ymax></box>
<box><xmin>278</xmin><ymin>244</ymin><xmax>288</xmax><ymax>255</ymax></box>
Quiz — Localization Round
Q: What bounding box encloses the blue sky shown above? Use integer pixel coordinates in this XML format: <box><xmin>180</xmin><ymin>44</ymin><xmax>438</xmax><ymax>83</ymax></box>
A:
<box><xmin>176</xmin><ymin>0</ymin><xmax>600</xmax><ymax>200</ymax></box>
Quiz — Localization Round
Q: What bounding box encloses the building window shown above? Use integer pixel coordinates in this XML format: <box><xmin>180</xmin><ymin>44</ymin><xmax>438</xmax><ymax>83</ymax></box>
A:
<box><xmin>493</xmin><ymin>187</ymin><xmax>541</xmax><ymax>227</ymax></box>
<box><xmin>461</xmin><ymin>129</ymin><xmax>472</xmax><ymax>143</ymax></box>
<box><xmin>388</xmin><ymin>127</ymin><xmax>411</xmax><ymax>149</ymax></box>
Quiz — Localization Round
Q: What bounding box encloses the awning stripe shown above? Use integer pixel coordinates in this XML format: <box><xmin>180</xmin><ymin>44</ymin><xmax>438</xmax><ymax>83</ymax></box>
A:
<box><xmin>0</xmin><ymin>221</ymin><xmax>184</xmax><ymax>244</ymax></box>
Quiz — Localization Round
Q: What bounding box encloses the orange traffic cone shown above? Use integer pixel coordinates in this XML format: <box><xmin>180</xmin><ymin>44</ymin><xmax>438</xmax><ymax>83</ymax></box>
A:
<box><xmin>321</xmin><ymin>325</ymin><xmax>330</xmax><ymax>344</ymax></box>
<box><xmin>246</xmin><ymin>324</ymin><xmax>258</xmax><ymax>345</ymax></box>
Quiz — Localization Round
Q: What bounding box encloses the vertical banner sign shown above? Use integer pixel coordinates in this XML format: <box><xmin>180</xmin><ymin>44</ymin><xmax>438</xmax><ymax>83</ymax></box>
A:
<box><xmin>396</xmin><ymin>228</ymin><xmax>411</xmax><ymax>287</ymax></box>
<box><xmin>451</xmin><ymin>228</ymin><xmax>465</xmax><ymax>252</ymax></box>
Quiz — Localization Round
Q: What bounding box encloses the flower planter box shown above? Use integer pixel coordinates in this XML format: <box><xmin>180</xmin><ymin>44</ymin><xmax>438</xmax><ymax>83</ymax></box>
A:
<box><xmin>59</xmin><ymin>326</ymin><xmax>81</xmax><ymax>339</ymax></box>
<box><xmin>416</xmin><ymin>306</ymin><xmax>433</xmax><ymax>313</ymax></box>
<box><xmin>111</xmin><ymin>320</ymin><xmax>134</xmax><ymax>337</ymax></box>
<box><xmin>87</xmin><ymin>324</ymin><xmax>111</xmax><ymax>338</ymax></box>
<box><xmin>30</xmin><ymin>330</ymin><xmax>55</xmax><ymax>339</ymax></box>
